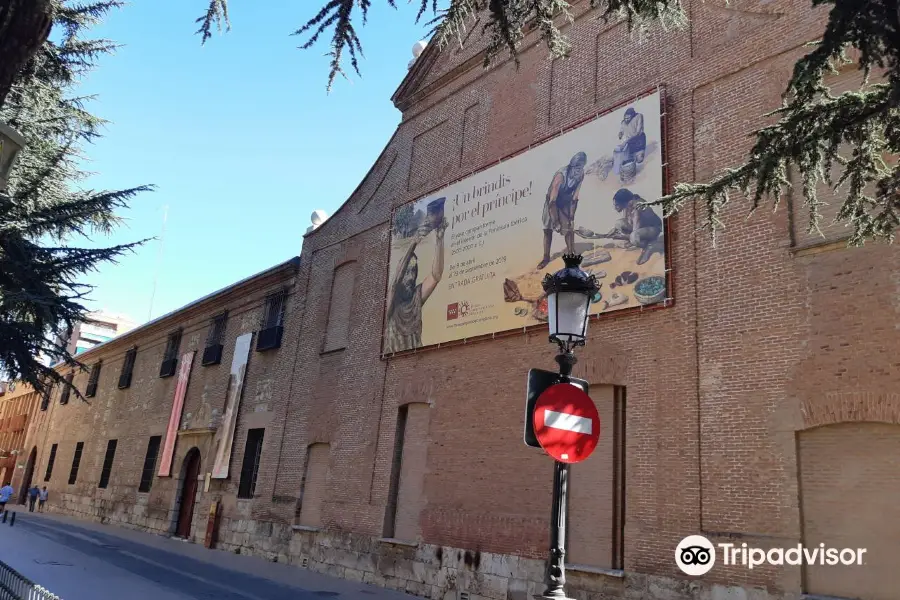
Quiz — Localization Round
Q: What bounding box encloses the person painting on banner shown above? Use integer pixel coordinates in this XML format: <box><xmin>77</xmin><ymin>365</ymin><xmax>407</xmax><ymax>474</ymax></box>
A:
<box><xmin>605</xmin><ymin>188</ymin><xmax>663</xmax><ymax>266</ymax></box>
<box><xmin>617</xmin><ymin>107</ymin><xmax>646</xmax><ymax>166</ymax></box>
<box><xmin>537</xmin><ymin>152</ymin><xmax>587</xmax><ymax>270</ymax></box>
<box><xmin>385</xmin><ymin>217</ymin><xmax>447</xmax><ymax>354</ymax></box>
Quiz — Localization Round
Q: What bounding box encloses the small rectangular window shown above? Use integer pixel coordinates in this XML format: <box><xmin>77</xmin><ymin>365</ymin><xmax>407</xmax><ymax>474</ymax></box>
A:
<box><xmin>160</xmin><ymin>331</ymin><xmax>182</xmax><ymax>378</ymax></box>
<box><xmin>98</xmin><ymin>439</ymin><xmax>117</xmax><ymax>489</ymax></box>
<box><xmin>118</xmin><ymin>348</ymin><xmax>137</xmax><ymax>389</ymax></box>
<box><xmin>237</xmin><ymin>429</ymin><xmax>265</xmax><ymax>499</ymax></box>
<box><xmin>40</xmin><ymin>384</ymin><xmax>53</xmax><ymax>411</ymax></box>
<box><xmin>206</xmin><ymin>312</ymin><xmax>227</xmax><ymax>347</ymax></box>
<box><xmin>163</xmin><ymin>330</ymin><xmax>182</xmax><ymax>362</ymax></box>
<box><xmin>44</xmin><ymin>443</ymin><xmax>58</xmax><ymax>481</ymax></box>
<box><xmin>85</xmin><ymin>361</ymin><xmax>102</xmax><ymax>398</ymax></box>
<box><xmin>59</xmin><ymin>372</ymin><xmax>74</xmax><ymax>405</ymax></box>
<box><xmin>262</xmin><ymin>291</ymin><xmax>286</xmax><ymax>330</ymax></box>
<box><xmin>68</xmin><ymin>441</ymin><xmax>84</xmax><ymax>484</ymax></box>
<box><xmin>138</xmin><ymin>436</ymin><xmax>162</xmax><ymax>493</ymax></box>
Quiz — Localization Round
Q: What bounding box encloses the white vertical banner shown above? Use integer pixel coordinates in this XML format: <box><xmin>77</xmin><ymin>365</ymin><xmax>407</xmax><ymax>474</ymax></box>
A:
<box><xmin>211</xmin><ymin>333</ymin><xmax>252</xmax><ymax>479</ymax></box>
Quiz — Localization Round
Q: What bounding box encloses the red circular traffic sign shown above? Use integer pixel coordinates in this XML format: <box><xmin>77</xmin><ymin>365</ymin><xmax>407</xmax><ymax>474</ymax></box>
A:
<box><xmin>533</xmin><ymin>383</ymin><xmax>600</xmax><ymax>464</ymax></box>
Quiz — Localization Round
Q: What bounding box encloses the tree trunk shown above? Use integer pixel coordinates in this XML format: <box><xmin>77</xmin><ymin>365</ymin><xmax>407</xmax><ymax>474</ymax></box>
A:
<box><xmin>0</xmin><ymin>0</ymin><xmax>54</xmax><ymax>109</ymax></box>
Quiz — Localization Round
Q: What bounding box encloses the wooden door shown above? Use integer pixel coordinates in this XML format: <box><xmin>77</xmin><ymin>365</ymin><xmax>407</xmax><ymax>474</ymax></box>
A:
<box><xmin>176</xmin><ymin>450</ymin><xmax>200</xmax><ymax>538</ymax></box>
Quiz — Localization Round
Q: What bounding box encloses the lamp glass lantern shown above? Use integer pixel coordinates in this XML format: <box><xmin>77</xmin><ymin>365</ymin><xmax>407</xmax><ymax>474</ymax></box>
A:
<box><xmin>541</xmin><ymin>254</ymin><xmax>599</xmax><ymax>349</ymax></box>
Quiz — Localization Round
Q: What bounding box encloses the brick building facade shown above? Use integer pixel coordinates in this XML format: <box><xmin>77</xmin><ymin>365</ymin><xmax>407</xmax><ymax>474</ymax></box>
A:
<box><xmin>15</xmin><ymin>257</ymin><xmax>302</xmax><ymax>541</ymax></box>
<box><xmin>16</xmin><ymin>2</ymin><xmax>900</xmax><ymax>600</ymax></box>
<box><xmin>0</xmin><ymin>382</ymin><xmax>42</xmax><ymax>499</ymax></box>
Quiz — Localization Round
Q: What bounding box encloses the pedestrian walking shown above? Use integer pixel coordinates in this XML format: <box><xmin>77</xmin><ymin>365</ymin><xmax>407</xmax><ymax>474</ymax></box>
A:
<box><xmin>38</xmin><ymin>487</ymin><xmax>48</xmax><ymax>512</ymax></box>
<box><xmin>27</xmin><ymin>485</ymin><xmax>39</xmax><ymax>512</ymax></box>
<box><xmin>0</xmin><ymin>482</ymin><xmax>14</xmax><ymax>513</ymax></box>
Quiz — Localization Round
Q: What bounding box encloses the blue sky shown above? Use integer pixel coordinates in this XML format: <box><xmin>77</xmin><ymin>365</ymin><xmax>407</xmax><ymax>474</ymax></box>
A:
<box><xmin>76</xmin><ymin>0</ymin><xmax>435</xmax><ymax>323</ymax></box>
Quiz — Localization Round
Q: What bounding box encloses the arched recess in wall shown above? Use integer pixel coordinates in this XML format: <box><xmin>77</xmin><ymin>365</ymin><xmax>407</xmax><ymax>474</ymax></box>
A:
<box><xmin>322</xmin><ymin>260</ymin><xmax>357</xmax><ymax>353</ymax></box>
<box><xmin>296</xmin><ymin>442</ymin><xmax>331</xmax><ymax>528</ymax></box>
<box><xmin>796</xmin><ymin>420</ymin><xmax>900</xmax><ymax>599</ymax></box>
<box><xmin>382</xmin><ymin>401</ymin><xmax>431</xmax><ymax>542</ymax></box>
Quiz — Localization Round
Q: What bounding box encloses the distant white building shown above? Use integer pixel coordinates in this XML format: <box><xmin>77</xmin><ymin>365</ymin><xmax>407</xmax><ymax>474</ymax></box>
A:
<box><xmin>51</xmin><ymin>310</ymin><xmax>140</xmax><ymax>362</ymax></box>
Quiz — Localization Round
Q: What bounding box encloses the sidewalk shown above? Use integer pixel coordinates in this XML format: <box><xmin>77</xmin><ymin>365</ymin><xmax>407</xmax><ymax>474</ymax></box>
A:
<box><xmin>0</xmin><ymin>506</ymin><xmax>416</xmax><ymax>600</ymax></box>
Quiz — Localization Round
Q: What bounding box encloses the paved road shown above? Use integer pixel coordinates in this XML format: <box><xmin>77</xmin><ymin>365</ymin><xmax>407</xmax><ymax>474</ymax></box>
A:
<box><xmin>0</xmin><ymin>510</ymin><xmax>414</xmax><ymax>600</ymax></box>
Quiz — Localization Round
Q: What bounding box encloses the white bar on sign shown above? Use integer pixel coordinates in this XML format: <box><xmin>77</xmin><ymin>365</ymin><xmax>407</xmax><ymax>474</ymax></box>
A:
<box><xmin>544</xmin><ymin>409</ymin><xmax>592</xmax><ymax>435</ymax></box>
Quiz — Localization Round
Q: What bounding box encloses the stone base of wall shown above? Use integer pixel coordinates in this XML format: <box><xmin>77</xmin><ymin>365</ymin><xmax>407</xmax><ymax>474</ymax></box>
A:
<box><xmin>45</xmin><ymin>502</ymin><xmax>794</xmax><ymax>600</ymax></box>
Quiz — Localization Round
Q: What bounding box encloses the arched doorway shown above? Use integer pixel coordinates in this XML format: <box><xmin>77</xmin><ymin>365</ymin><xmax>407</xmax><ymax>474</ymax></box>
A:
<box><xmin>175</xmin><ymin>448</ymin><xmax>201</xmax><ymax>538</ymax></box>
<box><xmin>18</xmin><ymin>447</ymin><xmax>37</xmax><ymax>505</ymax></box>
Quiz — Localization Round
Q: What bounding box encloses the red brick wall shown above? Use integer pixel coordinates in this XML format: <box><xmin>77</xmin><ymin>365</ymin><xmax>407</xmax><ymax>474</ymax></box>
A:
<box><xmin>799</xmin><ymin>423</ymin><xmax>900</xmax><ymax>600</ymax></box>
<box><xmin>19</xmin><ymin>0</ymin><xmax>900</xmax><ymax>597</ymax></box>
<box><xmin>271</xmin><ymin>0</ymin><xmax>900</xmax><ymax>596</ymax></box>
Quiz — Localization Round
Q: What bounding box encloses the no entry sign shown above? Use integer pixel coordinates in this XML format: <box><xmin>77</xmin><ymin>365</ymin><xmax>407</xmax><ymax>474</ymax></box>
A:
<box><xmin>533</xmin><ymin>383</ymin><xmax>600</xmax><ymax>464</ymax></box>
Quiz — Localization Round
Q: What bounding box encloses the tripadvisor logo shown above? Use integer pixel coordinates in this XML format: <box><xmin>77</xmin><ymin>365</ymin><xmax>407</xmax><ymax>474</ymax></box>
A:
<box><xmin>675</xmin><ymin>535</ymin><xmax>867</xmax><ymax>575</ymax></box>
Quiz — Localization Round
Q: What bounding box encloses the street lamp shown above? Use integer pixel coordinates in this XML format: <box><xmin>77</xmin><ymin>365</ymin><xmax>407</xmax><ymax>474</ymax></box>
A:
<box><xmin>0</xmin><ymin>120</ymin><xmax>26</xmax><ymax>193</ymax></box>
<box><xmin>538</xmin><ymin>253</ymin><xmax>598</xmax><ymax>600</ymax></box>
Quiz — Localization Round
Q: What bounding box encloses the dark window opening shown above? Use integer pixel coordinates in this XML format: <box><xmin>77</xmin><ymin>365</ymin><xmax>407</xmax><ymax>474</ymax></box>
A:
<box><xmin>257</xmin><ymin>291</ymin><xmax>286</xmax><ymax>351</ymax></box>
<box><xmin>160</xmin><ymin>330</ymin><xmax>182</xmax><ymax>378</ymax></box>
<box><xmin>59</xmin><ymin>372</ymin><xmax>74</xmax><ymax>405</ymax></box>
<box><xmin>85</xmin><ymin>361</ymin><xmax>102</xmax><ymax>398</ymax></box>
<box><xmin>237</xmin><ymin>428</ymin><xmax>265</xmax><ymax>499</ymax></box>
<box><xmin>262</xmin><ymin>291</ymin><xmax>286</xmax><ymax>329</ymax></box>
<box><xmin>202</xmin><ymin>313</ymin><xmax>228</xmax><ymax>366</ymax></box>
<box><xmin>382</xmin><ymin>405</ymin><xmax>409</xmax><ymax>538</ymax></box>
<box><xmin>68</xmin><ymin>441</ymin><xmax>84</xmax><ymax>484</ymax></box>
<box><xmin>44</xmin><ymin>443</ymin><xmax>58</xmax><ymax>481</ymax></box>
<box><xmin>40</xmin><ymin>384</ymin><xmax>53</xmax><ymax>411</ymax></box>
<box><xmin>98</xmin><ymin>439</ymin><xmax>118</xmax><ymax>489</ymax></box>
<box><xmin>118</xmin><ymin>347</ymin><xmax>137</xmax><ymax>389</ymax></box>
<box><xmin>138</xmin><ymin>436</ymin><xmax>162</xmax><ymax>493</ymax></box>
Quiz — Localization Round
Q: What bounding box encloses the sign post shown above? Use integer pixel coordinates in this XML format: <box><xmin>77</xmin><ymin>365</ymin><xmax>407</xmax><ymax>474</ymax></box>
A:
<box><xmin>528</xmin><ymin>370</ymin><xmax>600</xmax><ymax>600</ymax></box>
<box><xmin>524</xmin><ymin>369</ymin><xmax>588</xmax><ymax>449</ymax></box>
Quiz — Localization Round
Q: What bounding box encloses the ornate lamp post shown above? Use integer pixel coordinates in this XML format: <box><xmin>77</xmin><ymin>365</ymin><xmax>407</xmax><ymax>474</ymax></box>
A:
<box><xmin>538</xmin><ymin>253</ymin><xmax>599</xmax><ymax>600</ymax></box>
<box><xmin>0</xmin><ymin>120</ymin><xmax>26</xmax><ymax>193</ymax></box>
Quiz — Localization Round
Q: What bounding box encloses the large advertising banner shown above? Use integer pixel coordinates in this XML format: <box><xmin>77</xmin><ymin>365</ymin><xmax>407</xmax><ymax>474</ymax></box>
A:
<box><xmin>211</xmin><ymin>332</ymin><xmax>253</xmax><ymax>479</ymax></box>
<box><xmin>158</xmin><ymin>351</ymin><xmax>194</xmax><ymax>477</ymax></box>
<box><xmin>383</xmin><ymin>90</ymin><xmax>666</xmax><ymax>354</ymax></box>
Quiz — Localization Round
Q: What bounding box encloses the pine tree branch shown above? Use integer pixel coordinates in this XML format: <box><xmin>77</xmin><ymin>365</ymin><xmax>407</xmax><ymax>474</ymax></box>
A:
<box><xmin>196</xmin><ymin>0</ymin><xmax>231</xmax><ymax>44</ymax></box>
<box><xmin>645</xmin><ymin>83</ymin><xmax>896</xmax><ymax>246</ymax></box>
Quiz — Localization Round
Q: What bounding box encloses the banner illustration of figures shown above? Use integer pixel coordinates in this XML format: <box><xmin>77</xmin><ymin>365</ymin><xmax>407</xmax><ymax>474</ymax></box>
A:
<box><xmin>383</xmin><ymin>90</ymin><xmax>666</xmax><ymax>354</ymax></box>
<box><xmin>158</xmin><ymin>351</ymin><xmax>195</xmax><ymax>477</ymax></box>
<box><xmin>211</xmin><ymin>332</ymin><xmax>253</xmax><ymax>479</ymax></box>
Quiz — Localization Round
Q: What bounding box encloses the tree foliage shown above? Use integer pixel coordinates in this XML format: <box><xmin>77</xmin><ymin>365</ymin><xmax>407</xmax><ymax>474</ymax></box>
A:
<box><xmin>0</xmin><ymin>1</ymin><xmax>150</xmax><ymax>399</ymax></box>
<box><xmin>191</xmin><ymin>0</ymin><xmax>900</xmax><ymax>246</ymax></box>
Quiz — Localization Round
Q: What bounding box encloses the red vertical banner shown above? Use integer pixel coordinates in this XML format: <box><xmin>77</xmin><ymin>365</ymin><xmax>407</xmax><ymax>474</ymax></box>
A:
<box><xmin>158</xmin><ymin>351</ymin><xmax>194</xmax><ymax>477</ymax></box>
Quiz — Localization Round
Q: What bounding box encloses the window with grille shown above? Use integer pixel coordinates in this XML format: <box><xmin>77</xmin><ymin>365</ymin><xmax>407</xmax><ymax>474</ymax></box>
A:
<box><xmin>68</xmin><ymin>441</ymin><xmax>84</xmax><ymax>484</ymax></box>
<box><xmin>138</xmin><ymin>436</ymin><xmax>161</xmax><ymax>493</ymax></box>
<box><xmin>98</xmin><ymin>439</ymin><xmax>117</xmax><ymax>489</ymax></box>
<box><xmin>118</xmin><ymin>347</ymin><xmax>137</xmax><ymax>389</ymax></box>
<box><xmin>237</xmin><ymin>428</ymin><xmax>265</xmax><ymax>499</ymax></box>
<box><xmin>40</xmin><ymin>384</ymin><xmax>53</xmax><ymax>411</ymax></box>
<box><xmin>59</xmin><ymin>372</ymin><xmax>74</xmax><ymax>405</ymax></box>
<box><xmin>262</xmin><ymin>291</ymin><xmax>286</xmax><ymax>330</ymax></box>
<box><xmin>159</xmin><ymin>330</ymin><xmax>182</xmax><ymax>378</ymax></box>
<box><xmin>85</xmin><ymin>361</ymin><xmax>102</xmax><ymax>398</ymax></box>
<box><xmin>202</xmin><ymin>313</ymin><xmax>228</xmax><ymax>366</ymax></box>
<box><xmin>44</xmin><ymin>443</ymin><xmax>58</xmax><ymax>481</ymax></box>
<box><xmin>206</xmin><ymin>313</ymin><xmax>227</xmax><ymax>347</ymax></box>
<box><xmin>163</xmin><ymin>330</ymin><xmax>182</xmax><ymax>361</ymax></box>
